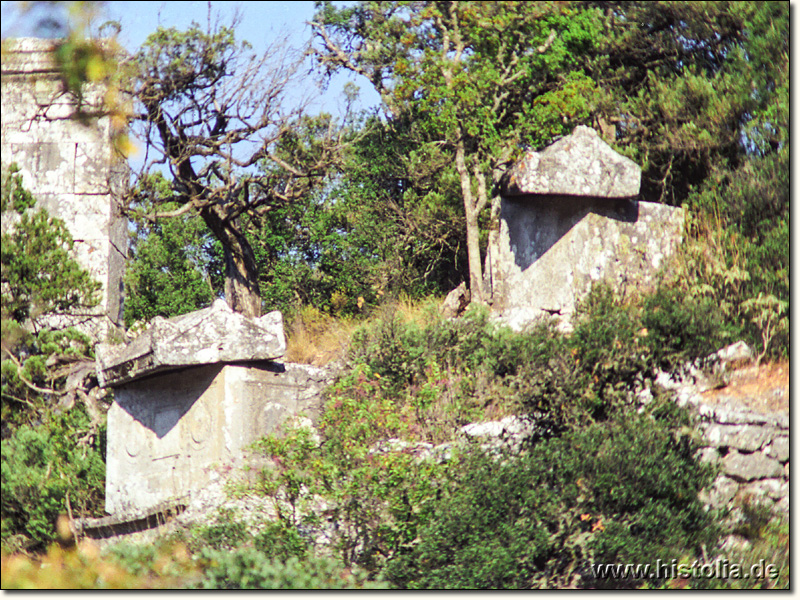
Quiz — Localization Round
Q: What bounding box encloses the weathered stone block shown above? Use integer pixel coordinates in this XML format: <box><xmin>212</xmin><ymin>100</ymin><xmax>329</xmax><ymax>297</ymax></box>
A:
<box><xmin>504</xmin><ymin>126</ymin><xmax>640</xmax><ymax>198</ymax></box>
<box><xmin>722</xmin><ymin>451</ymin><xmax>783</xmax><ymax>482</ymax></box>
<box><xmin>699</xmin><ymin>475</ymin><xmax>738</xmax><ymax>508</ymax></box>
<box><xmin>702</xmin><ymin>423</ymin><xmax>772</xmax><ymax>453</ymax></box>
<box><xmin>489</xmin><ymin>198</ymin><xmax>684</xmax><ymax>329</ymax></box>
<box><xmin>766</xmin><ymin>436</ymin><xmax>789</xmax><ymax>463</ymax></box>
<box><xmin>96</xmin><ymin>300</ymin><xmax>286</xmax><ymax>387</ymax></box>
<box><xmin>105</xmin><ymin>361</ymin><xmax>329</xmax><ymax>514</ymax></box>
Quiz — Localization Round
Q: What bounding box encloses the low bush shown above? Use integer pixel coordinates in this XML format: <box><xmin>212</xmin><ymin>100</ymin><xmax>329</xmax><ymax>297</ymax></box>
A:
<box><xmin>1</xmin><ymin>406</ymin><xmax>106</xmax><ymax>553</ymax></box>
<box><xmin>192</xmin><ymin>549</ymin><xmax>388</xmax><ymax>589</ymax></box>
<box><xmin>382</xmin><ymin>404</ymin><xmax>717</xmax><ymax>589</ymax></box>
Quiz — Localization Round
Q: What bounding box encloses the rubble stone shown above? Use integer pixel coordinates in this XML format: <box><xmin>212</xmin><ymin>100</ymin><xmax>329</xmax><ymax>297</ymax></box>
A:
<box><xmin>722</xmin><ymin>451</ymin><xmax>783</xmax><ymax>482</ymax></box>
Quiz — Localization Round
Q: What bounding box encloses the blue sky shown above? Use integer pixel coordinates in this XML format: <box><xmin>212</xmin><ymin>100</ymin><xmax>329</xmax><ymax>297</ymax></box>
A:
<box><xmin>1</xmin><ymin>1</ymin><xmax>380</xmax><ymax>114</ymax></box>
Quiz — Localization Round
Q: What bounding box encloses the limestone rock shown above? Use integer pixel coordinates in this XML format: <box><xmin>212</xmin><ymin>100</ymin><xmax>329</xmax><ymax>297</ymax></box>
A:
<box><xmin>766</xmin><ymin>436</ymin><xmax>789</xmax><ymax>463</ymax></box>
<box><xmin>440</xmin><ymin>282</ymin><xmax>470</xmax><ymax>318</ymax></box>
<box><xmin>722</xmin><ymin>451</ymin><xmax>783</xmax><ymax>482</ymax></box>
<box><xmin>699</xmin><ymin>475</ymin><xmax>738</xmax><ymax>508</ymax></box>
<box><xmin>503</xmin><ymin>126</ymin><xmax>640</xmax><ymax>198</ymax></box>
<box><xmin>96</xmin><ymin>299</ymin><xmax>286</xmax><ymax>387</ymax></box>
<box><xmin>702</xmin><ymin>423</ymin><xmax>772</xmax><ymax>453</ymax></box>
<box><xmin>711</xmin><ymin>341</ymin><xmax>753</xmax><ymax>365</ymax></box>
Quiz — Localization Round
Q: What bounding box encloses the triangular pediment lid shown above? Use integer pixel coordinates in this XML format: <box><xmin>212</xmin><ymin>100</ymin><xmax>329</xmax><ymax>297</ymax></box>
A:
<box><xmin>96</xmin><ymin>300</ymin><xmax>286</xmax><ymax>387</ymax></box>
<box><xmin>503</xmin><ymin>126</ymin><xmax>641</xmax><ymax>199</ymax></box>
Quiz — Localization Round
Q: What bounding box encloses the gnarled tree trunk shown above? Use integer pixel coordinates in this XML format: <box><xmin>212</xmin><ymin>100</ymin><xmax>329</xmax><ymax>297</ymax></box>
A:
<box><xmin>200</xmin><ymin>206</ymin><xmax>262</xmax><ymax>318</ymax></box>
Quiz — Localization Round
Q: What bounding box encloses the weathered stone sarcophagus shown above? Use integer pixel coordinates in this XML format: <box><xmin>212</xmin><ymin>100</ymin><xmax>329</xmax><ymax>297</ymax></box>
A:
<box><xmin>486</xmin><ymin>126</ymin><xmax>685</xmax><ymax>330</ymax></box>
<box><xmin>97</xmin><ymin>300</ymin><xmax>330</xmax><ymax>515</ymax></box>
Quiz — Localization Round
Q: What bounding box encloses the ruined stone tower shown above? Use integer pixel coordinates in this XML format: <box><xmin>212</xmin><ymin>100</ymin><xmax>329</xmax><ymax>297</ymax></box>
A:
<box><xmin>1</xmin><ymin>38</ymin><xmax>128</xmax><ymax>331</ymax></box>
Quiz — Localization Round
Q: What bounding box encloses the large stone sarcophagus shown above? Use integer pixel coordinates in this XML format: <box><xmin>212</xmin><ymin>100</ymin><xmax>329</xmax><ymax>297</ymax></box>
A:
<box><xmin>486</xmin><ymin>126</ymin><xmax>685</xmax><ymax>330</ymax></box>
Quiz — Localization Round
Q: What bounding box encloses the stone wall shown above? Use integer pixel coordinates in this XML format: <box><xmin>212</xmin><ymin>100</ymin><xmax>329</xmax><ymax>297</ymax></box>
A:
<box><xmin>1</xmin><ymin>38</ymin><xmax>128</xmax><ymax>330</ymax></box>
<box><xmin>697</xmin><ymin>402</ymin><xmax>789</xmax><ymax>516</ymax></box>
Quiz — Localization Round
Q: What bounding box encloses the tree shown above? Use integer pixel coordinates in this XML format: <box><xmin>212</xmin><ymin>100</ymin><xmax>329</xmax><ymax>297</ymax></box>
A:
<box><xmin>1</xmin><ymin>166</ymin><xmax>101</xmax><ymax>428</ymax></box>
<box><xmin>313</xmin><ymin>1</ymin><xmax>604</xmax><ymax>303</ymax></box>
<box><xmin>127</xmin><ymin>20</ymin><xmax>343</xmax><ymax>318</ymax></box>
<box><xmin>123</xmin><ymin>174</ymin><xmax>219</xmax><ymax>327</ymax></box>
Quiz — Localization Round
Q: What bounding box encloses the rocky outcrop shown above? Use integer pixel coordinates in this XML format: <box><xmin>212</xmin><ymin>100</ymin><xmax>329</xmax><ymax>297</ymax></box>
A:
<box><xmin>440</xmin><ymin>282</ymin><xmax>470</xmax><ymax>318</ymax></box>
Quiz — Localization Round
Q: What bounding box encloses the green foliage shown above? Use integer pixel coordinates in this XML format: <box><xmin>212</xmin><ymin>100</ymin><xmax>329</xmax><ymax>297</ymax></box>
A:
<box><xmin>383</xmin><ymin>405</ymin><xmax>716</xmax><ymax>589</ymax></box>
<box><xmin>691</xmin><ymin>514</ymin><xmax>789</xmax><ymax>590</ymax></box>
<box><xmin>1</xmin><ymin>405</ymin><xmax>106</xmax><ymax>553</ymax></box>
<box><xmin>248</xmin><ymin>285</ymin><xmax>731</xmax><ymax>588</ymax></box>
<box><xmin>641</xmin><ymin>286</ymin><xmax>735</xmax><ymax>371</ymax></box>
<box><xmin>314</xmin><ymin>2</ymin><xmax>608</xmax><ymax>296</ymax></box>
<box><xmin>1</xmin><ymin>166</ymin><xmax>100</xmax><ymax>325</ymax></box>
<box><xmin>1</xmin><ymin>325</ymin><xmax>95</xmax><ymax>426</ymax></box>
<box><xmin>124</xmin><ymin>174</ymin><xmax>217</xmax><ymax>326</ymax></box>
<box><xmin>193</xmin><ymin>549</ymin><xmax>388</xmax><ymax>589</ymax></box>
<box><xmin>2</xmin><ymin>539</ymin><xmax>201</xmax><ymax>589</ymax></box>
<box><xmin>321</xmin><ymin>116</ymin><xmax>467</xmax><ymax>303</ymax></box>
<box><xmin>190</xmin><ymin>508</ymin><xmax>249</xmax><ymax>552</ymax></box>
<box><xmin>679</xmin><ymin>146</ymin><xmax>789</xmax><ymax>361</ymax></box>
<box><xmin>1</xmin><ymin>167</ymin><xmax>105</xmax><ymax>552</ymax></box>
<box><xmin>254</xmin><ymin>521</ymin><xmax>310</xmax><ymax>562</ymax></box>
<box><xmin>1</xmin><ymin>165</ymin><xmax>100</xmax><ymax>429</ymax></box>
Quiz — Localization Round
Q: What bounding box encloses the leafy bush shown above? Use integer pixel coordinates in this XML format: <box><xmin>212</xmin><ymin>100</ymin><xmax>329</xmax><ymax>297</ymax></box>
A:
<box><xmin>2</xmin><ymin>540</ymin><xmax>200</xmax><ymax>589</ymax></box>
<box><xmin>1</xmin><ymin>406</ymin><xmax>106</xmax><ymax>553</ymax></box>
<box><xmin>679</xmin><ymin>145</ymin><xmax>789</xmax><ymax>361</ymax></box>
<box><xmin>383</xmin><ymin>405</ymin><xmax>717</xmax><ymax>589</ymax></box>
<box><xmin>641</xmin><ymin>285</ymin><xmax>735</xmax><ymax>371</ymax></box>
<box><xmin>191</xmin><ymin>507</ymin><xmax>249</xmax><ymax>551</ymax></box>
<box><xmin>193</xmin><ymin>549</ymin><xmax>388</xmax><ymax>589</ymax></box>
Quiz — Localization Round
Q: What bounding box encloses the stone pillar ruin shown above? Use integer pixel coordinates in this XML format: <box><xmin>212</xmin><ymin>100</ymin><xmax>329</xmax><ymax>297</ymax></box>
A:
<box><xmin>486</xmin><ymin>126</ymin><xmax>685</xmax><ymax>330</ymax></box>
<box><xmin>1</xmin><ymin>38</ymin><xmax>128</xmax><ymax>331</ymax></box>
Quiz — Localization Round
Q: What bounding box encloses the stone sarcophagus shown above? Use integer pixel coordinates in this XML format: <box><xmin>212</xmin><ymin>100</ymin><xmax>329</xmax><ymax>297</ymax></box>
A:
<box><xmin>486</xmin><ymin>126</ymin><xmax>685</xmax><ymax>330</ymax></box>
<box><xmin>98</xmin><ymin>300</ymin><xmax>330</xmax><ymax>515</ymax></box>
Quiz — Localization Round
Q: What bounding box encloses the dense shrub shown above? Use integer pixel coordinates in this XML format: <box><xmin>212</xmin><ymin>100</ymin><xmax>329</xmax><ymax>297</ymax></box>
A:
<box><xmin>1</xmin><ymin>406</ymin><xmax>106</xmax><ymax>553</ymax></box>
<box><xmin>193</xmin><ymin>549</ymin><xmax>388</xmax><ymax>589</ymax></box>
<box><xmin>382</xmin><ymin>405</ymin><xmax>717</xmax><ymax>589</ymax></box>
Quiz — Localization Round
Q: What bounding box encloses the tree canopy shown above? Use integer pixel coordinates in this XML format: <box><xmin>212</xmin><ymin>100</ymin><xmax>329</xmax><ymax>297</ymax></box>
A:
<box><xmin>313</xmin><ymin>1</ymin><xmax>605</xmax><ymax>302</ymax></box>
<box><xmin>126</xmin><ymin>20</ymin><xmax>344</xmax><ymax>317</ymax></box>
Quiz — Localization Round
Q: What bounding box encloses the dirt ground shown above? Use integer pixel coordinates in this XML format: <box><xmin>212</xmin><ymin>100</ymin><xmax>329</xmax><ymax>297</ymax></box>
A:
<box><xmin>700</xmin><ymin>360</ymin><xmax>789</xmax><ymax>414</ymax></box>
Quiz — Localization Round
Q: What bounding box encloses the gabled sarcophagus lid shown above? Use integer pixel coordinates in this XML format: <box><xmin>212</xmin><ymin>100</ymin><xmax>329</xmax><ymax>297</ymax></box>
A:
<box><xmin>96</xmin><ymin>299</ymin><xmax>286</xmax><ymax>387</ymax></box>
<box><xmin>503</xmin><ymin>126</ymin><xmax>641</xmax><ymax>199</ymax></box>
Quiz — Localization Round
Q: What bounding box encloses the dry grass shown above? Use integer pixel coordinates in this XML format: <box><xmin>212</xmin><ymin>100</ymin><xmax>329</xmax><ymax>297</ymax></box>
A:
<box><xmin>284</xmin><ymin>306</ymin><xmax>358</xmax><ymax>366</ymax></box>
<box><xmin>284</xmin><ymin>295</ymin><xmax>445</xmax><ymax>366</ymax></box>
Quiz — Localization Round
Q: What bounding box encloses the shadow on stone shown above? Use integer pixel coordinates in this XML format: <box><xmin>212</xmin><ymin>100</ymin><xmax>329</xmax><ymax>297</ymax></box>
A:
<box><xmin>114</xmin><ymin>364</ymin><xmax>221</xmax><ymax>439</ymax></box>
<box><xmin>505</xmin><ymin>195</ymin><xmax>640</xmax><ymax>272</ymax></box>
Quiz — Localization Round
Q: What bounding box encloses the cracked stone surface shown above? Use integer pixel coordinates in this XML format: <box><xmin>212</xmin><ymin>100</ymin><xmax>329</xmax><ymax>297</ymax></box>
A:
<box><xmin>96</xmin><ymin>299</ymin><xmax>286</xmax><ymax>387</ymax></box>
<box><xmin>722</xmin><ymin>451</ymin><xmax>783</xmax><ymax>482</ymax></box>
<box><xmin>503</xmin><ymin>126</ymin><xmax>641</xmax><ymax>198</ymax></box>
